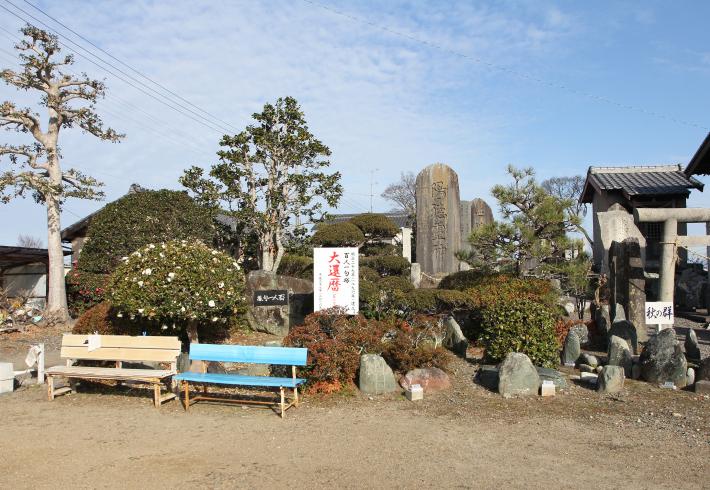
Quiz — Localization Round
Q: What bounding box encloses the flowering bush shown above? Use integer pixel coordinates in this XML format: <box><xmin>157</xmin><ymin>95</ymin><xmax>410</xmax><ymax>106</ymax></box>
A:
<box><xmin>108</xmin><ymin>240</ymin><xmax>246</xmax><ymax>341</ymax></box>
<box><xmin>65</xmin><ymin>268</ymin><xmax>108</xmax><ymax>317</ymax></box>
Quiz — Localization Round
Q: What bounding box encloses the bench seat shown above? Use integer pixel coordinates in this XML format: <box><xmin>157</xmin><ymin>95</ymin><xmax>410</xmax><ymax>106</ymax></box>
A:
<box><xmin>175</xmin><ymin>372</ymin><xmax>305</xmax><ymax>388</ymax></box>
<box><xmin>47</xmin><ymin>366</ymin><xmax>175</xmax><ymax>382</ymax></box>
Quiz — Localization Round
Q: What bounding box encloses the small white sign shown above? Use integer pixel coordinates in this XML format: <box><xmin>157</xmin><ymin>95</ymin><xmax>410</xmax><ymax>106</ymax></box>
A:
<box><xmin>645</xmin><ymin>301</ymin><xmax>674</xmax><ymax>325</ymax></box>
<box><xmin>87</xmin><ymin>334</ymin><xmax>102</xmax><ymax>352</ymax></box>
<box><xmin>313</xmin><ymin>247</ymin><xmax>359</xmax><ymax>315</ymax></box>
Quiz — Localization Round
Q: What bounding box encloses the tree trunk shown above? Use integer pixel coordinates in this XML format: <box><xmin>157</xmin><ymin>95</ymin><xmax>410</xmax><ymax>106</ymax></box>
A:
<box><xmin>45</xmin><ymin>171</ymin><xmax>69</xmax><ymax>323</ymax></box>
<box><xmin>187</xmin><ymin>321</ymin><xmax>199</xmax><ymax>344</ymax></box>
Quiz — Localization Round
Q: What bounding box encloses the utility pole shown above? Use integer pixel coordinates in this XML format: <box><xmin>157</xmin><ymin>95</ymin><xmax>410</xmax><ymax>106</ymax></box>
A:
<box><xmin>369</xmin><ymin>168</ymin><xmax>379</xmax><ymax>213</ymax></box>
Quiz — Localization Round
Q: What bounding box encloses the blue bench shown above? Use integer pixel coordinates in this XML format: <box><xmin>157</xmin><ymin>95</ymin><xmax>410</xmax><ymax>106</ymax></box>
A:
<box><xmin>174</xmin><ymin>344</ymin><xmax>308</xmax><ymax>418</ymax></box>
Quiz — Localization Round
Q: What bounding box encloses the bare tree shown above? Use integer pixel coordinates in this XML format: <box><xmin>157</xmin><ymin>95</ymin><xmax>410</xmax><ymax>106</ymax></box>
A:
<box><xmin>1</xmin><ymin>26</ymin><xmax>123</xmax><ymax>321</ymax></box>
<box><xmin>541</xmin><ymin>175</ymin><xmax>592</xmax><ymax>246</ymax></box>
<box><xmin>17</xmin><ymin>234</ymin><xmax>43</xmax><ymax>248</ymax></box>
<box><xmin>381</xmin><ymin>171</ymin><xmax>416</xmax><ymax>215</ymax></box>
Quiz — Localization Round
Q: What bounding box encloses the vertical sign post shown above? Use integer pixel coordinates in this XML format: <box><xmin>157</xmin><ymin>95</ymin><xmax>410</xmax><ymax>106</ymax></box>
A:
<box><xmin>314</xmin><ymin>247</ymin><xmax>359</xmax><ymax>314</ymax></box>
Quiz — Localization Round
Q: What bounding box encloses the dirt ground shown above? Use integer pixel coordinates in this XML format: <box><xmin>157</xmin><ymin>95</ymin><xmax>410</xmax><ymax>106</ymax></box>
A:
<box><xmin>1</xmin><ymin>329</ymin><xmax>709</xmax><ymax>489</ymax></box>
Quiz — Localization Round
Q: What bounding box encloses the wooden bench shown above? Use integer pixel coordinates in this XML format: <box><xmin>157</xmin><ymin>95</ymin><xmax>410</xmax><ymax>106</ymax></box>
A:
<box><xmin>45</xmin><ymin>334</ymin><xmax>181</xmax><ymax>408</ymax></box>
<box><xmin>174</xmin><ymin>344</ymin><xmax>308</xmax><ymax>418</ymax></box>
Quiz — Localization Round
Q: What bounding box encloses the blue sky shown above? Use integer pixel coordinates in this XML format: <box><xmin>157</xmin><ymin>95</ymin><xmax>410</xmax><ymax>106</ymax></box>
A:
<box><xmin>0</xmin><ymin>0</ymin><xmax>709</xmax><ymax>246</ymax></box>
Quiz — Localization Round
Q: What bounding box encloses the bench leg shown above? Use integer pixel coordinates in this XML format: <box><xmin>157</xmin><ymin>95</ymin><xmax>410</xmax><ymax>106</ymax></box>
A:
<box><xmin>280</xmin><ymin>387</ymin><xmax>285</xmax><ymax>419</ymax></box>
<box><xmin>183</xmin><ymin>381</ymin><xmax>190</xmax><ymax>411</ymax></box>
<box><xmin>47</xmin><ymin>375</ymin><xmax>54</xmax><ymax>401</ymax></box>
<box><xmin>294</xmin><ymin>385</ymin><xmax>299</xmax><ymax>407</ymax></box>
<box><xmin>153</xmin><ymin>383</ymin><xmax>161</xmax><ymax>408</ymax></box>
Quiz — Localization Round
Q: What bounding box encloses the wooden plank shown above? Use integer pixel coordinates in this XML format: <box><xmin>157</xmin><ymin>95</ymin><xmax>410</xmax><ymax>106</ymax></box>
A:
<box><xmin>45</xmin><ymin>366</ymin><xmax>174</xmax><ymax>380</ymax></box>
<box><xmin>52</xmin><ymin>386</ymin><xmax>71</xmax><ymax>397</ymax></box>
<box><xmin>159</xmin><ymin>392</ymin><xmax>177</xmax><ymax>404</ymax></box>
<box><xmin>59</xmin><ymin>346</ymin><xmax>179</xmax><ymax>363</ymax></box>
<box><xmin>61</xmin><ymin>334</ymin><xmax>180</xmax><ymax>350</ymax></box>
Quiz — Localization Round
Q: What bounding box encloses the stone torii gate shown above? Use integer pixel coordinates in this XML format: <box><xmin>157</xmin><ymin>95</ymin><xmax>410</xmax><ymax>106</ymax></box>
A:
<box><xmin>634</xmin><ymin>208</ymin><xmax>710</xmax><ymax>302</ymax></box>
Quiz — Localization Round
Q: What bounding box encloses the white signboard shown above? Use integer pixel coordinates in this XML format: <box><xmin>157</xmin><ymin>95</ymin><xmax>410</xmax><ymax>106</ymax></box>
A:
<box><xmin>313</xmin><ymin>247</ymin><xmax>359</xmax><ymax>314</ymax></box>
<box><xmin>645</xmin><ymin>301</ymin><xmax>674</xmax><ymax>326</ymax></box>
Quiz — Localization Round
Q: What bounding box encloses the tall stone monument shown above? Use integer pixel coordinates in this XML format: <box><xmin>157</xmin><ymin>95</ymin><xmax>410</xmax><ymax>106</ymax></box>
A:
<box><xmin>471</xmin><ymin>198</ymin><xmax>493</xmax><ymax>231</ymax></box>
<box><xmin>415</xmin><ymin>163</ymin><xmax>462</xmax><ymax>277</ymax></box>
<box><xmin>460</xmin><ymin>200</ymin><xmax>472</xmax><ymax>252</ymax></box>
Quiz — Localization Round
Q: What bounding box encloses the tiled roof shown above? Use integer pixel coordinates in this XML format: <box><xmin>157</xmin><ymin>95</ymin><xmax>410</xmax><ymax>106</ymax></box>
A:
<box><xmin>685</xmin><ymin>132</ymin><xmax>710</xmax><ymax>177</ymax></box>
<box><xmin>580</xmin><ymin>164</ymin><xmax>704</xmax><ymax>203</ymax></box>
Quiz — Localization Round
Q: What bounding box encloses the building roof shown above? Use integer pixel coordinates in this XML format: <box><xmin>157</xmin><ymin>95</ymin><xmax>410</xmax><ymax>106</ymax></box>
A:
<box><xmin>684</xmin><ymin>132</ymin><xmax>710</xmax><ymax>177</ymax></box>
<box><xmin>580</xmin><ymin>164</ymin><xmax>704</xmax><ymax>203</ymax></box>
<box><xmin>0</xmin><ymin>246</ymin><xmax>70</xmax><ymax>269</ymax></box>
<box><xmin>321</xmin><ymin>212</ymin><xmax>412</xmax><ymax>228</ymax></box>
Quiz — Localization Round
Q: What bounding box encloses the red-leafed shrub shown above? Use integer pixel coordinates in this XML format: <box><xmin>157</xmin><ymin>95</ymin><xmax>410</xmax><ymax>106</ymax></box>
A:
<box><xmin>65</xmin><ymin>268</ymin><xmax>109</xmax><ymax>317</ymax></box>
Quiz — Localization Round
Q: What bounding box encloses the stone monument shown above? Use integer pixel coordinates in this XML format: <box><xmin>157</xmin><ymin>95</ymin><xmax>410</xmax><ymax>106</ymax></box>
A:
<box><xmin>471</xmin><ymin>198</ymin><xmax>493</xmax><ymax>231</ymax></box>
<box><xmin>415</xmin><ymin>163</ymin><xmax>462</xmax><ymax>277</ymax></box>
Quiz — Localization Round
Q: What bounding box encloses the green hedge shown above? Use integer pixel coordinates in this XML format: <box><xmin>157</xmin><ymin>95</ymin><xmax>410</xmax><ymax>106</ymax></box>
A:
<box><xmin>277</xmin><ymin>254</ymin><xmax>313</xmax><ymax>279</ymax></box>
<box><xmin>311</xmin><ymin>222</ymin><xmax>364</xmax><ymax>247</ymax></box>
<box><xmin>361</xmin><ymin>255</ymin><xmax>410</xmax><ymax>277</ymax></box>
<box><xmin>349</xmin><ymin>213</ymin><xmax>399</xmax><ymax>239</ymax></box>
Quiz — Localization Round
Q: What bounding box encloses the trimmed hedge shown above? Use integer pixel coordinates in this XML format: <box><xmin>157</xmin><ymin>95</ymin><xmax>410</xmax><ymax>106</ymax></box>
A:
<box><xmin>361</xmin><ymin>242</ymin><xmax>398</xmax><ymax>257</ymax></box>
<box><xmin>361</xmin><ymin>255</ymin><xmax>410</xmax><ymax>277</ymax></box>
<box><xmin>311</xmin><ymin>222</ymin><xmax>364</xmax><ymax>247</ymax></box>
<box><xmin>349</xmin><ymin>213</ymin><xmax>399</xmax><ymax>239</ymax></box>
<box><xmin>277</xmin><ymin>254</ymin><xmax>313</xmax><ymax>279</ymax></box>
<box><xmin>438</xmin><ymin>270</ymin><xmax>486</xmax><ymax>291</ymax></box>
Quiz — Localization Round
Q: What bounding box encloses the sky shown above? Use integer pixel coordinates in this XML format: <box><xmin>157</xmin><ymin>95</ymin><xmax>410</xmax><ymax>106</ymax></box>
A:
<box><xmin>0</xmin><ymin>0</ymin><xmax>709</xmax><ymax>246</ymax></box>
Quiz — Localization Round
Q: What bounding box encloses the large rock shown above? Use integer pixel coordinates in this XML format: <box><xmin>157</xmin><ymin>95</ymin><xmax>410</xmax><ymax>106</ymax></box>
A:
<box><xmin>415</xmin><ymin>163</ymin><xmax>462</xmax><ymax>277</ymax></box>
<box><xmin>245</xmin><ymin>271</ymin><xmax>313</xmax><ymax>336</ymax></box>
<box><xmin>579</xmin><ymin>353</ymin><xmax>599</xmax><ymax>368</ymax></box>
<box><xmin>684</xmin><ymin>329</ymin><xmax>701</xmax><ymax>361</ymax></box>
<box><xmin>639</xmin><ymin>328</ymin><xmax>688</xmax><ymax>387</ymax></box>
<box><xmin>609</xmin><ymin>320</ymin><xmax>638</xmax><ymax>354</ymax></box>
<box><xmin>400</xmin><ymin>367</ymin><xmax>451</xmax><ymax>393</ymax></box>
<box><xmin>570</xmin><ymin>323</ymin><xmax>589</xmax><ymax>346</ymax></box>
<box><xmin>358</xmin><ymin>354</ymin><xmax>398</xmax><ymax>395</ymax></box>
<box><xmin>443</xmin><ymin>315</ymin><xmax>468</xmax><ymax>357</ymax></box>
<box><xmin>699</xmin><ymin>357</ymin><xmax>710</xmax><ymax>382</ymax></box>
<box><xmin>597</xmin><ymin>365</ymin><xmax>625</xmax><ymax>394</ymax></box>
<box><xmin>476</xmin><ymin>365</ymin><xmax>499</xmax><ymax>390</ymax></box>
<box><xmin>536</xmin><ymin>367</ymin><xmax>567</xmax><ymax>390</ymax></box>
<box><xmin>498</xmin><ymin>353</ymin><xmax>540</xmax><ymax>398</ymax></box>
<box><xmin>561</xmin><ymin>331</ymin><xmax>581</xmax><ymax>365</ymax></box>
<box><xmin>595</xmin><ymin>304</ymin><xmax>611</xmax><ymax>338</ymax></box>
<box><xmin>607</xmin><ymin>335</ymin><xmax>633</xmax><ymax>378</ymax></box>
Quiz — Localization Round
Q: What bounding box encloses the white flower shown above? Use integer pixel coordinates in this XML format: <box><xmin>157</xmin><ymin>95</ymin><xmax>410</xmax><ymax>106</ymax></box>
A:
<box><xmin>116</xmin><ymin>312</ymin><xmax>123</xmax><ymax>318</ymax></box>
<box><xmin>121</xmin><ymin>256</ymin><xmax>129</xmax><ymax>261</ymax></box>
<box><xmin>227</xmin><ymin>291</ymin><xmax>232</xmax><ymax>296</ymax></box>
<box><xmin>161</xmin><ymin>243</ymin><xmax>167</xmax><ymax>249</ymax></box>
<box><xmin>211</xmin><ymin>317</ymin><xmax>218</xmax><ymax>322</ymax></box>
<box><xmin>159</xmin><ymin>252</ymin><xmax>165</xmax><ymax>258</ymax></box>
<box><xmin>208</xmin><ymin>300</ymin><xmax>215</xmax><ymax>307</ymax></box>
<box><xmin>148</xmin><ymin>244</ymin><xmax>156</xmax><ymax>249</ymax></box>
<box><xmin>143</xmin><ymin>268</ymin><xmax>152</xmax><ymax>275</ymax></box>
<box><xmin>138</xmin><ymin>308</ymin><xmax>144</xmax><ymax>314</ymax></box>
<box><xmin>211</xmin><ymin>250</ymin><xmax>218</xmax><ymax>255</ymax></box>
<box><xmin>168</xmin><ymin>272</ymin><xmax>175</xmax><ymax>279</ymax></box>
<box><xmin>137</xmin><ymin>280</ymin><xmax>144</xmax><ymax>287</ymax></box>
<box><xmin>218</xmin><ymin>282</ymin><xmax>224</xmax><ymax>289</ymax></box>
<box><xmin>161</xmin><ymin>325</ymin><xmax>168</xmax><ymax>330</ymax></box>
<box><xmin>180</xmin><ymin>306</ymin><xmax>186</xmax><ymax>312</ymax></box>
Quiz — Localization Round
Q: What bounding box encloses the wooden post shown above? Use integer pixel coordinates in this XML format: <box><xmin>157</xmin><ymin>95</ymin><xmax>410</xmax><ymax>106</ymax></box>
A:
<box><xmin>292</xmin><ymin>365</ymin><xmax>299</xmax><ymax>406</ymax></box>
<box><xmin>47</xmin><ymin>375</ymin><xmax>54</xmax><ymax>400</ymax></box>
<box><xmin>154</xmin><ymin>383</ymin><xmax>161</xmax><ymax>408</ymax></box>
<box><xmin>37</xmin><ymin>343</ymin><xmax>44</xmax><ymax>385</ymax></box>
<box><xmin>280</xmin><ymin>386</ymin><xmax>285</xmax><ymax>418</ymax></box>
<box><xmin>183</xmin><ymin>381</ymin><xmax>190</xmax><ymax>411</ymax></box>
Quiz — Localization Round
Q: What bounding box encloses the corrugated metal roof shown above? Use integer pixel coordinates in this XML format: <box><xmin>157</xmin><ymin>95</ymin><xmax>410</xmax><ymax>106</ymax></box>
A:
<box><xmin>580</xmin><ymin>165</ymin><xmax>704</xmax><ymax>203</ymax></box>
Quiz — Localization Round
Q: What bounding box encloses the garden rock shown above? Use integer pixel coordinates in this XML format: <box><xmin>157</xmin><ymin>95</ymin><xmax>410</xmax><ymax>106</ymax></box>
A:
<box><xmin>597</xmin><ymin>365</ymin><xmax>625</xmax><ymax>394</ymax></box>
<box><xmin>686</xmin><ymin>367</ymin><xmax>695</xmax><ymax>387</ymax></box>
<box><xmin>699</xmin><ymin>357</ymin><xmax>710</xmax><ymax>381</ymax></box>
<box><xmin>607</xmin><ymin>335</ymin><xmax>632</xmax><ymax>378</ymax></box>
<box><xmin>358</xmin><ymin>354</ymin><xmax>398</xmax><ymax>395</ymax></box>
<box><xmin>639</xmin><ymin>328</ymin><xmax>687</xmax><ymax>388</ymax></box>
<box><xmin>609</xmin><ymin>320</ymin><xmax>638</xmax><ymax>354</ymax></box>
<box><xmin>400</xmin><ymin>367</ymin><xmax>451</xmax><ymax>392</ymax></box>
<box><xmin>536</xmin><ymin>367</ymin><xmax>567</xmax><ymax>390</ymax></box>
<box><xmin>684</xmin><ymin>329</ymin><xmax>701</xmax><ymax>361</ymax></box>
<box><xmin>245</xmin><ymin>271</ymin><xmax>313</xmax><ymax>336</ymax></box>
<box><xmin>579</xmin><ymin>364</ymin><xmax>595</xmax><ymax>373</ymax></box>
<box><xmin>695</xmin><ymin>380</ymin><xmax>710</xmax><ymax>394</ymax></box>
<box><xmin>498</xmin><ymin>352</ymin><xmax>540</xmax><ymax>398</ymax></box>
<box><xmin>476</xmin><ymin>365</ymin><xmax>499</xmax><ymax>391</ymax></box>
<box><xmin>561</xmin><ymin>331</ymin><xmax>581</xmax><ymax>365</ymax></box>
<box><xmin>595</xmin><ymin>304</ymin><xmax>610</xmax><ymax>338</ymax></box>
<box><xmin>570</xmin><ymin>323</ymin><xmax>589</xmax><ymax>346</ymax></box>
<box><xmin>443</xmin><ymin>315</ymin><xmax>468</xmax><ymax>357</ymax></box>
<box><xmin>579</xmin><ymin>353</ymin><xmax>599</xmax><ymax>368</ymax></box>
<box><xmin>631</xmin><ymin>364</ymin><xmax>641</xmax><ymax>380</ymax></box>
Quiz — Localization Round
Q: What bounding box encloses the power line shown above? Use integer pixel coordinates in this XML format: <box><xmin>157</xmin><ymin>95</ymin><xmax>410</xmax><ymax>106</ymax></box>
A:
<box><xmin>22</xmin><ymin>0</ymin><xmax>241</xmax><ymax>134</ymax></box>
<box><xmin>1</xmin><ymin>1</ymin><xmax>231</xmax><ymax>135</ymax></box>
<box><xmin>302</xmin><ymin>0</ymin><xmax>708</xmax><ymax>131</ymax></box>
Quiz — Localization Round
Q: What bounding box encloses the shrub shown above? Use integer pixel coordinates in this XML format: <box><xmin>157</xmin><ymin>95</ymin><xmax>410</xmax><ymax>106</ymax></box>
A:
<box><xmin>72</xmin><ymin>302</ymin><xmax>120</xmax><ymax>335</ymax></box>
<box><xmin>361</xmin><ymin>255</ymin><xmax>410</xmax><ymax>277</ymax></box>
<box><xmin>65</xmin><ymin>269</ymin><xmax>108</xmax><ymax>317</ymax></box>
<box><xmin>108</xmin><ymin>240</ymin><xmax>247</xmax><ymax>342</ymax></box>
<box><xmin>464</xmin><ymin>275</ymin><xmax>558</xmax><ymax>310</ymax></box>
<box><xmin>358</xmin><ymin>266</ymin><xmax>380</xmax><ymax>283</ymax></box>
<box><xmin>349</xmin><ymin>213</ymin><xmax>399</xmax><ymax>239</ymax></box>
<box><xmin>480</xmin><ymin>298</ymin><xmax>559</xmax><ymax>368</ymax></box>
<box><xmin>381</xmin><ymin>314</ymin><xmax>449</xmax><ymax>373</ymax></box>
<box><xmin>360</xmin><ymin>242</ymin><xmax>398</xmax><ymax>257</ymax></box>
<box><xmin>78</xmin><ymin>189</ymin><xmax>216</xmax><ymax>274</ymax></box>
<box><xmin>378</xmin><ymin>275</ymin><xmax>414</xmax><ymax>293</ymax></box>
<box><xmin>438</xmin><ymin>270</ymin><xmax>486</xmax><ymax>291</ymax></box>
<box><xmin>311</xmin><ymin>222</ymin><xmax>365</xmax><ymax>247</ymax></box>
<box><xmin>277</xmin><ymin>254</ymin><xmax>313</xmax><ymax>279</ymax></box>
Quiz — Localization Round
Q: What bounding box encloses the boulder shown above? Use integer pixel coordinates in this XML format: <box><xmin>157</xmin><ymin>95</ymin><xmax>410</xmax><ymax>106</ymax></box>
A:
<box><xmin>358</xmin><ymin>354</ymin><xmax>399</xmax><ymax>395</ymax></box>
<box><xmin>609</xmin><ymin>320</ymin><xmax>638</xmax><ymax>354</ymax></box>
<box><xmin>570</xmin><ymin>323</ymin><xmax>589</xmax><ymax>346</ymax></box>
<box><xmin>687</xmin><ymin>367</ymin><xmax>696</xmax><ymax>387</ymax></box>
<box><xmin>476</xmin><ymin>365</ymin><xmax>499</xmax><ymax>390</ymax></box>
<box><xmin>639</xmin><ymin>328</ymin><xmax>688</xmax><ymax>388</ymax></box>
<box><xmin>631</xmin><ymin>364</ymin><xmax>641</xmax><ymax>380</ymax></box>
<box><xmin>498</xmin><ymin>353</ymin><xmax>540</xmax><ymax>398</ymax></box>
<box><xmin>595</xmin><ymin>304</ymin><xmax>611</xmax><ymax>338</ymax></box>
<box><xmin>612</xmin><ymin>303</ymin><xmax>626</xmax><ymax>323</ymax></box>
<box><xmin>579</xmin><ymin>364</ymin><xmax>595</xmax><ymax>373</ymax></box>
<box><xmin>536</xmin><ymin>367</ymin><xmax>567</xmax><ymax>390</ymax></box>
<box><xmin>699</xmin><ymin>357</ymin><xmax>710</xmax><ymax>382</ymax></box>
<box><xmin>579</xmin><ymin>353</ymin><xmax>599</xmax><ymax>368</ymax></box>
<box><xmin>597</xmin><ymin>365</ymin><xmax>625</xmax><ymax>394</ymax></box>
<box><xmin>684</xmin><ymin>329</ymin><xmax>701</xmax><ymax>361</ymax></box>
<box><xmin>443</xmin><ymin>316</ymin><xmax>468</xmax><ymax>357</ymax></box>
<box><xmin>695</xmin><ymin>380</ymin><xmax>710</xmax><ymax>394</ymax></box>
<box><xmin>561</xmin><ymin>331</ymin><xmax>581</xmax><ymax>365</ymax></box>
<box><xmin>607</xmin><ymin>335</ymin><xmax>633</xmax><ymax>378</ymax></box>
<box><xmin>400</xmin><ymin>367</ymin><xmax>451</xmax><ymax>392</ymax></box>
<box><xmin>245</xmin><ymin>271</ymin><xmax>313</xmax><ymax>336</ymax></box>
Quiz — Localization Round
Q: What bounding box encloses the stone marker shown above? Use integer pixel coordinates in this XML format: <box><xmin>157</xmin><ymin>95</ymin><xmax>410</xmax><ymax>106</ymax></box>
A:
<box><xmin>607</xmin><ymin>335</ymin><xmax>633</xmax><ymax>378</ymax></box>
<box><xmin>609</xmin><ymin>320</ymin><xmax>639</xmax><ymax>354</ymax></box>
<box><xmin>415</xmin><ymin>163</ymin><xmax>462</xmax><ymax>276</ymax></box>
<box><xmin>359</xmin><ymin>354</ymin><xmax>398</xmax><ymax>395</ymax></box>
<box><xmin>459</xmin><ymin>200</ymin><xmax>472</xmax><ymax>252</ymax></box>
<box><xmin>570</xmin><ymin>323</ymin><xmax>589</xmax><ymax>346</ymax></box>
<box><xmin>684</xmin><ymin>329</ymin><xmax>701</xmax><ymax>361</ymax></box>
<box><xmin>540</xmin><ymin>380</ymin><xmax>555</xmax><ymax>397</ymax></box>
<box><xmin>639</xmin><ymin>328</ymin><xmax>688</xmax><ymax>388</ymax></box>
<box><xmin>561</xmin><ymin>331</ymin><xmax>581</xmax><ymax>365</ymax></box>
<box><xmin>536</xmin><ymin>367</ymin><xmax>567</xmax><ymax>390</ymax></box>
<box><xmin>245</xmin><ymin>271</ymin><xmax>313</xmax><ymax>336</ymax></box>
<box><xmin>443</xmin><ymin>315</ymin><xmax>468</xmax><ymax>357</ymax></box>
<box><xmin>598</xmin><ymin>365</ymin><xmax>625</xmax><ymax>394</ymax></box>
<box><xmin>498</xmin><ymin>352</ymin><xmax>540</xmax><ymax>398</ymax></box>
<box><xmin>400</xmin><ymin>367</ymin><xmax>451</xmax><ymax>392</ymax></box>
<box><xmin>471</xmin><ymin>198</ymin><xmax>494</xmax><ymax>231</ymax></box>
<box><xmin>596</xmin><ymin>204</ymin><xmax>646</xmax><ymax>274</ymax></box>
<box><xmin>595</xmin><ymin>304</ymin><xmax>611</xmax><ymax>339</ymax></box>
<box><xmin>410</xmin><ymin>262</ymin><xmax>422</xmax><ymax>289</ymax></box>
